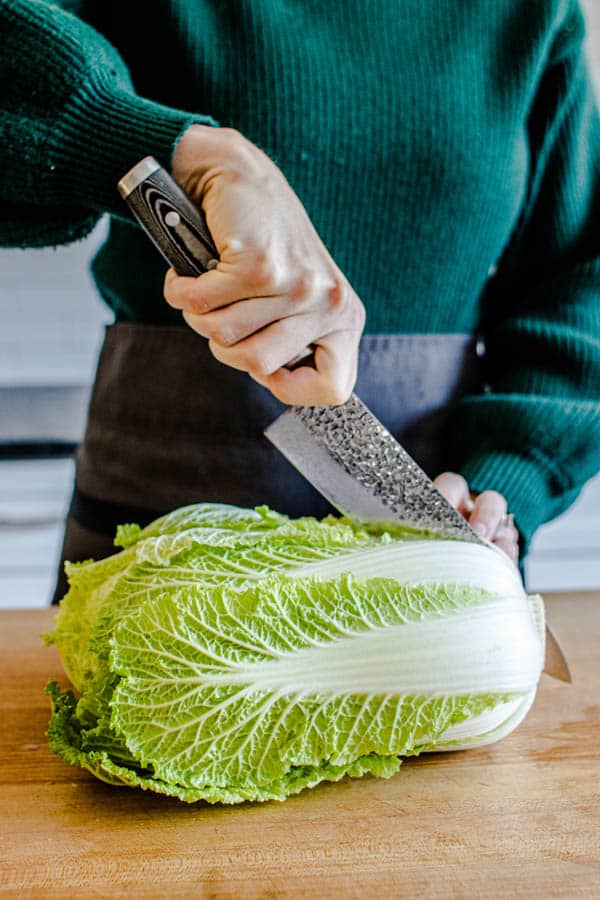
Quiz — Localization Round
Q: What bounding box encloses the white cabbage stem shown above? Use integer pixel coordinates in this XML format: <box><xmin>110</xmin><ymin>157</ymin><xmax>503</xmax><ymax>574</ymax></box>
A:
<box><xmin>290</xmin><ymin>540</ymin><xmax>544</xmax><ymax>749</ymax></box>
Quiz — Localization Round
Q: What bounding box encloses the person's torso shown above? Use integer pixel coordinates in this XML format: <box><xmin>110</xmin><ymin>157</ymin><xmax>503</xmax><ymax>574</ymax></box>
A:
<box><xmin>83</xmin><ymin>0</ymin><xmax>564</xmax><ymax>333</ymax></box>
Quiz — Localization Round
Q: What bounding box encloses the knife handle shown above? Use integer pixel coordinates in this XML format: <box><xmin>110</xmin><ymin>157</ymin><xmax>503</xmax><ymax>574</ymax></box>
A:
<box><xmin>117</xmin><ymin>157</ymin><xmax>218</xmax><ymax>276</ymax></box>
<box><xmin>117</xmin><ymin>156</ymin><xmax>314</xmax><ymax>369</ymax></box>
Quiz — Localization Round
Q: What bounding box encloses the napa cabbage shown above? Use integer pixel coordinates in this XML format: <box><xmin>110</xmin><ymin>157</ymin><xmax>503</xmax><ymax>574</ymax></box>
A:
<box><xmin>45</xmin><ymin>503</ymin><xmax>544</xmax><ymax>804</ymax></box>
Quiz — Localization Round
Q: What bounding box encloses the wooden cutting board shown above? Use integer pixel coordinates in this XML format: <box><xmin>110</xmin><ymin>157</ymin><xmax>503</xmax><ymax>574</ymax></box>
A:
<box><xmin>1</xmin><ymin>594</ymin><xmax>599</xmax><ymax>898</ymax></box>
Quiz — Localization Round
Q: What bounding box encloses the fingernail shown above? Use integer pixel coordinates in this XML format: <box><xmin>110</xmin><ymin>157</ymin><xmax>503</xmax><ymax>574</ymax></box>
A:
<box><xmin>472</xmin><ymin>522</ymin><xmax>488</xmax><ymax>538</ymax></box>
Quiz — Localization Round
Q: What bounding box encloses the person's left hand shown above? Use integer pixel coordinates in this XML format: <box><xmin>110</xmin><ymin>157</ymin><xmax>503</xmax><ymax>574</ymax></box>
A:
<box><xmin>433</xmin><ymin>472</ymin><xmax>520</xmax><ymax>563</ymax></box>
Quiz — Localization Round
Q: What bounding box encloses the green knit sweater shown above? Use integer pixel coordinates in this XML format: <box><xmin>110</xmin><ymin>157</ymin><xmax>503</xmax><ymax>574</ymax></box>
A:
<box><xmin>1</xmin><ymin>0</ymin><xmax>599</xmax><ymax>547</ymax></box>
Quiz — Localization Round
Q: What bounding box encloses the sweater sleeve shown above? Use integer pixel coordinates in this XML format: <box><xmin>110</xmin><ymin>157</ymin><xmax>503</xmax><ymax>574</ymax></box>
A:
<box><xmin>0</xmin><ymin>0</ymin><xmax>218</xmax><ymax>247</ymax></box>
<box><xmin>450</xmin><ymin>0</ymin><xmax>600</xmax><ymax>552</ymax></box>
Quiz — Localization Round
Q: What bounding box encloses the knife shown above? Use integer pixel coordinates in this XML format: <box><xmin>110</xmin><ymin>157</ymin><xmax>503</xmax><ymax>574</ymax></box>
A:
<box><xmin>117</xmin><ymin>156</ymin><xmax>571</xmax><ymax>683</ymax></box>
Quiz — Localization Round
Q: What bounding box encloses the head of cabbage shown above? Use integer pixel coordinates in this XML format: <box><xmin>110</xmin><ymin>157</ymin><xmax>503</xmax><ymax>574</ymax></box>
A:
<box><xmin>45</xmin><ymin>503</ymin><xmax>544</xmax><ymax>804</ymax></box>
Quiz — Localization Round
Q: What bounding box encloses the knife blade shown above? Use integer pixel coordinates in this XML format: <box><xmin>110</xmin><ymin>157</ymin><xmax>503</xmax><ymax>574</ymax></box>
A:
<box><xmin>265</xmin><ymin>395</ymin><xmax>483</xmax><ymax>541</ymax></box>
<box><xmin>117</xmin><ymin>156</ymin><xmax>570</xmax><ymax>683</ymax></box>
<box><xmin>265</xmin><ymin>400</ymin><xmax>572</xmax><ymax>683</ymax></box>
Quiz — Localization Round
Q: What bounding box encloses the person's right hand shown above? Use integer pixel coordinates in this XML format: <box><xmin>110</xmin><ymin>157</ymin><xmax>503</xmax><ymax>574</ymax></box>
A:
<box><xmin>163</xmin><ymin>125</ymin><xmax>365</xmax><ymax>406</ymax></box>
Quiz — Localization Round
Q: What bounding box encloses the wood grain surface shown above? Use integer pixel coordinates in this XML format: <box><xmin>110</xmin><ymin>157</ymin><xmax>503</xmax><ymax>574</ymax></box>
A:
<box><xmin>1</xmin><ymin>594</ymin><xmax>598</xmax><ymax>898</ymax></box>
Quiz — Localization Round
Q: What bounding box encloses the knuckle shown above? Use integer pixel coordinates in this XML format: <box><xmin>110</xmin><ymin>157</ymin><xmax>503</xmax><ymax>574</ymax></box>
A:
<box><xmin>248</xmin><ymin>252</ymin><xmax>283</xmax><ymax>292</ymax></box>
<box><xmin>245</xmin><ymin>349</ymin><xmax>271</xmax><ymax>375</ymax></box>
<box><xmin>224</xmin><ymin>128</ymin><xmax>261</xmax><ymax>160</ymax></box>
<box><xmin>188</xmin><ymin>296</ymin><xmax>212</xmax><ymax>315</ymax></box>
<box><xmin>218</xmin><ymin>128</ymin><xmax>253</xmax><ymax>163</ymax></box>
<box><xmin>175</xmin><ymin>286</ymin><xmax>209</xmax><ymax>314</ymax></box>
<box><xmin>325</xmin><ymin>278</ymin><xmax>347</xmax><ymax>312</ymax></box>
<box><xmin>206</xmin><ymin>321</ymin><xmax>237</xmax><ymax>346</ymax></box>
<box><xmin>292</xmin><ymin>267</ymin><xmax>321</xmax><ymax>300</ymax></box>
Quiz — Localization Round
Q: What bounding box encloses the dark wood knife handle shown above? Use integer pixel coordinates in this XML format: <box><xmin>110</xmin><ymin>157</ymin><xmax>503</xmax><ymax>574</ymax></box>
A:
<box><xmin>118</xmin><ymin>157</ymin><xmax>218</xmax><ymax>276</ymax></box>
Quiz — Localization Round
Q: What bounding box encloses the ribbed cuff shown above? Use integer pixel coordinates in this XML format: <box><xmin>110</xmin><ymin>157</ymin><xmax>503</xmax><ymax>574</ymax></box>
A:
<box><xmin>459</xmin><ymin>451</ymin><xmax>554</xmax><ymax>555</ymax></box>
<box><xmin>47</xmin><ymin>76</ymin><xmax>219</xmax><ymax>217</ymax></box>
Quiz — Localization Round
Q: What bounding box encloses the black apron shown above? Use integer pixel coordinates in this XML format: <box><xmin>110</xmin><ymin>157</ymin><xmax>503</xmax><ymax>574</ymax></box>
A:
<box><xmin>53</xmin><ymin>324</ymin><xmax>481</xmax><ymax>601</ymax></box>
